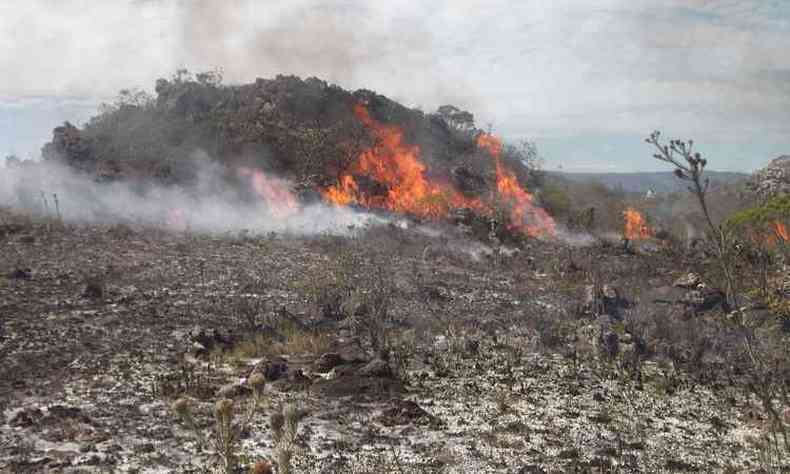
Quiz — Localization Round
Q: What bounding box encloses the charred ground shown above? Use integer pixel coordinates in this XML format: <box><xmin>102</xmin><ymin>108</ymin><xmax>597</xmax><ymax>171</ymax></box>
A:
<box><xmin>1</xmin><ymin>208</ymin><xmax>786</xmax><ymax>473</ymax></box>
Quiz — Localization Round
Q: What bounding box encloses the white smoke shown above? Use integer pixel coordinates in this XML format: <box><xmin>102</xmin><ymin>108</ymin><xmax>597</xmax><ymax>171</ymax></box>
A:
<box><xmin>0</xmin><ymin>152</ymin><xmax>385</xmax><ymax>236</ymax></box>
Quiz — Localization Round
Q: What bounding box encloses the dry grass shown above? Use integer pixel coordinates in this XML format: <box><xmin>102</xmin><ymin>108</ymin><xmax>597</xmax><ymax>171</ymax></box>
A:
<box><xmin>226</xmin><ymin>326</ymin><xmax>333</xmax><ymax>361</ymax></box>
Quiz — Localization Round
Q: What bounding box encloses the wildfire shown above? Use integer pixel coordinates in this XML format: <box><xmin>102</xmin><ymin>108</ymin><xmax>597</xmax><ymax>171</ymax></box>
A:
<box><xmin>238</xmin><ymin>167</ymin><xmax>299</xmax><ymax>218</ymax></box>
<box><xmin>323</xmin><ymin>104</ymin><xmax>556</xmax><ymax>237</ymax></box>
<box><xmin>763</xmin><ymin>221</ymin><xmax>790</xmax><ymax>246</ymax></box>
<box><xmin>623</xmin><ymin>207</ymin><xmax>653</xmax><ymax>240</ymax></box>
<box><xmin>772</xmin><ymin>221</ymin><xmax>789</xmax><ymax>242</ymax></box>
<box><xmin>323</xmin><ymin>104</ymin><xmax>487</xmax><ymax>218</ymax></box>
<box><xmin>476</xmin><ymin>133</ymin><xmax>556</xmax><ymax>238</ymax></box>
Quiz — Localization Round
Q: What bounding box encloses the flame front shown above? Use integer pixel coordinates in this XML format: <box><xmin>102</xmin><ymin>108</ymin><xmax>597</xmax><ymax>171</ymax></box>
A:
<box><xmin>322</xmin><ymin>104</ymin><xmax>556</xmax><ymax>237</ymax></box>
<box><xmin>323</xmin><ymin>104</ymin><xmax>487</xmax><ymax>218</ymax></box>
<box><xmin>623</xmin><ymin>207</ymin><xmax>653</xmax><ymax>240</ymax></box>
<box><xmin>238</xmin><ymin>167</ymin><xmax>299</xmax><ymax>218</ymax></box>
<box><xmin>476</xmin><ymin>133</ymin><xmax>556</xmax><ymax>238</ymax></box>
<box><xmin>772</xmin><ymin>222</ymin><xmax>789</xmax><ymax>242</ymax></box>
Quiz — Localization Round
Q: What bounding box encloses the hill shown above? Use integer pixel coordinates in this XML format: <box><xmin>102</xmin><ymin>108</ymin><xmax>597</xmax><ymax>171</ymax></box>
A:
<box><xmin>553</xmin><ymin>170</ymin><xmax>749</xmax><ymax>194</ymax></box>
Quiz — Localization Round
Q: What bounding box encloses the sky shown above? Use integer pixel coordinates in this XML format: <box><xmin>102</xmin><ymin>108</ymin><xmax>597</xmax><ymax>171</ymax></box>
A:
<box><xmin>1</xmin><ymin>0</ymin><xmax>788</xmax><ymax>172</ymax></box>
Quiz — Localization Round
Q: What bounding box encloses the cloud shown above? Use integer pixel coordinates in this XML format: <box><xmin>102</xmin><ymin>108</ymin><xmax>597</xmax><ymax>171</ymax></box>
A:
<box><xmin>0</xmin><ymin>0</ymin><xmax>788</xmax><ymax>169</ymax></box>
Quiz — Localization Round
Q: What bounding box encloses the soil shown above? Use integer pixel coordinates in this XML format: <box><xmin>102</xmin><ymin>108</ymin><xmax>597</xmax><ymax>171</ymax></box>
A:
<box><xmin>0</xmin><ymin>212</ymin><xmax>785</xmax><ymax>473</ymax></box>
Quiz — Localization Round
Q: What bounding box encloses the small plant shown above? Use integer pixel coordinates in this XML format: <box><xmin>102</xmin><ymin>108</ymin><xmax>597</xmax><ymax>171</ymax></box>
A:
<box><xmin>270</xmin><ymin>403</ymin><xmax>305</xmax><ymax>474</ymax></box>
<box><xmin>171</xmin><ymin>373</ymin><xmax>269</xmax><ymax>473</ymax></box>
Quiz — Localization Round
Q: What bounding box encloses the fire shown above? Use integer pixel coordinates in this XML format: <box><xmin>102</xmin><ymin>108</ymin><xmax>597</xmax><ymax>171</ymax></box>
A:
<box><xmin>322</xmin><ymin>104</ymin><xmax>556</xmax><ymax>237</ymax></box>
<box><xmin>323</xmin><ymin>104</ymin><xmax>487</xmax><ymax>218</ymax></box>
<box><xmin>238</xmin><ymin>167</ymin><xmax>299</xmax><ymax>218</ymax></box>
<box><xmin>623</xmin><ymin>207</ymin><xmax>653</xmax><ymax>240</ymax></box>
<box><xmin>772</xmin><ymin>221</ymin><xmax>789</xmax><ymax>242</ymax></box>
<box><xmin>323</xmin><ymin>174</ymin><xmax>359</xmax><ymax>207</ymax></box>
<box><xmin>476</xmin><ymin>133</ymin><xmax>556</xmax><ymax>238</ymax></box>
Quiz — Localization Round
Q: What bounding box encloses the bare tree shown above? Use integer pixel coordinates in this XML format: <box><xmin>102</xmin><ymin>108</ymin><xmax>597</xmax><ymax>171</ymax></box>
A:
<box><xmin>646</xmin><ymin>131</ymin><xmax>738</xmax><ymax>309</ymax></box>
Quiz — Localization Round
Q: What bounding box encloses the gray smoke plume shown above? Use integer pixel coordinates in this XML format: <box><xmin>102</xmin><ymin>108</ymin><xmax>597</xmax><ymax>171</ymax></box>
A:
<box><xmin>0</xmin><ymin>152</ymin><xmax>383</xmax><ymax>236</ymax></box>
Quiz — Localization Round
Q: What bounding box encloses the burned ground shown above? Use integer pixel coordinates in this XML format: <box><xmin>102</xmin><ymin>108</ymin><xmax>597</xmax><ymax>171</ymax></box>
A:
<box><xmin>1</xmin><ymin>208</ymin><xmax>786</xmax><ymax>473</ymax></box>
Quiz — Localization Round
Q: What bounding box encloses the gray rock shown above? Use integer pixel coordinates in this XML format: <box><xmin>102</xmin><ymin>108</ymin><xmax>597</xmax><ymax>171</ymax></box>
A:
<box><xmin>314</xmin><ymin>353</ymin><xmax>344</xmax><ymax>373</ymax></box>
<box><xmin>673</xmin><ymin>272</ymin><xmax>701</xmax><ymax>289</ymax></box>
<box><xmin>253</xmin><ymin>357</ymin><xmax>289</xmax><ymax>381</ymax></box>
<box><xmin>681</xmin><ymin>287</ymin><xmax>725</xmax><ymax>313</ymax></box>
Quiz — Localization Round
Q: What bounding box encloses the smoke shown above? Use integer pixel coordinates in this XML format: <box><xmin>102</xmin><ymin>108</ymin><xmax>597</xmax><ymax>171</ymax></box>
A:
<box><xmin>0</xmin><ymin>152</ymin><xmax>384</xmax><ymax>236</ymax></box>
<box><xmin>175</xmin><ymin>1</ymin><xmax>482</xmax><ymax>112</ymax></box>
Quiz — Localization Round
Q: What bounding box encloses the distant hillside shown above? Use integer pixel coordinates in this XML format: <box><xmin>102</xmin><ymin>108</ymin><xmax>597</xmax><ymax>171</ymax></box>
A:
<box><xmin>551</xmin><ymin>171</ymin><xmax>749</xmax><ymax>194</ymax></box>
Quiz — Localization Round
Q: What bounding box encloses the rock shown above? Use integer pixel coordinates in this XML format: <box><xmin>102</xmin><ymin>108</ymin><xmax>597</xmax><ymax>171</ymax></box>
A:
<box><xmin>681</xmin><ymin>287</ymin><xmax>726</xmax><ymax>313</ymax></box>
<box><xmin>179</xmin><ymin>326</ymin><xmax>236</xmax><ymax>355</ymax></box>
<box><xmin>378</xmin><ymin>399</ymin><xmax>441</xmax><ymax>427</ymax></box>
<box><xmin>313</xmin><ymin>352</ymin><xmax>344</xmax><ymax>373</ymax></box>
<box><xmin>9</xmin><ymin>407</ymin><xmax>43</xmax><ymax>427</ymax></box>
<box><xmin>464</xmin><ymin>338</ymin><xmax>480</xmax><ymax>355</ymax></box>
<box><xmin>498</xmin><ymin>246</ymin><xmax>521</xmax><ymax>260</ymax></box>
<box><xmin>518</xmin><ymin>465</ymin><xmax>547</xmax><ymax>474</ymax></box>
<box><xmin>7</xmin><ymin>268</ymin><xmax>32</xmax><ymax>280</ymax></box>
<box><xmin>358</xmin><ymin>358</ymin><xmax>393</xmax><ymax>378</ymax></box>
<box><xmin>673</xmin><ymin>273</ymin><xmax>701</xmax><ymax>289</ymax></box>
<box><xmin>311</xmin><ymin>373</ymin><xmax>403</xmax><ymax>398</ymax></box>
<box><xmin>582</xmin><ymin>284</ymin><xmax>627</xmax><ymax>316</ymax></box>
<box><xmin>252</xmin><ymin>356</ymin><xmax>289</xmax><ymax>381</ymax></box>
<box><xmin>82</xmin><ymin>280</ymin><xmax>105</xmax><ymax>299</ymax></box>
<box><xmin>46</xmin><ymin>405</ymin><xmax>89</xmax><ymax>422</ymax></box>
<box><xmin>748</xmin><ymin>155</ymin><xmax>790</xmax><ymax>199</ymax></box>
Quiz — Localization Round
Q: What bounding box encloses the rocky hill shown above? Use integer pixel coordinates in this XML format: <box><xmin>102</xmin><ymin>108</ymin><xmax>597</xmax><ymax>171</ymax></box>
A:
<box><xmin>747</xmin><ymin>155</ymin><xmax>790</xmax><ymax>199</ymax></box>
<box><xmin>40</xmin><ymin>73</ymin><xmax>536</xmax><ymax>206</ymax></box>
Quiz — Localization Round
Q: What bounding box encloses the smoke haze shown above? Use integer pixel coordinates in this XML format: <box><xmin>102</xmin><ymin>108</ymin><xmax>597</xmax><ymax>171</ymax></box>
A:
<box><xmin>0</xmin><ymin>153</ymin><xmax>384</xmax><ymax>236</ymax></box>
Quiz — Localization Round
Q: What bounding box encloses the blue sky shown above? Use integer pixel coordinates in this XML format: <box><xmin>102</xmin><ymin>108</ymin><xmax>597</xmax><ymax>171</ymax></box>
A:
<box><xmin>1</xmin><ymin>0</ymin><xmax>788</xmax><ymax>172</ymax></box>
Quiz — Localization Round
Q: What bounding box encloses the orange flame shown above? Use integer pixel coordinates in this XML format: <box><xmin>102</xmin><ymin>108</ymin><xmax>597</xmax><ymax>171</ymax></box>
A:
<box><xmin>772</xmin><ymin>221</ymin><xmax>789</xmax><ymax>242</ymax></box>
<box><xmin>238</xmin><ymin>167</ymin><xmax>299</xmax><ymax>218</ymax></box>
<box><xmin>476</xmin><ymin>133</ymin><xmax>556</xmax><ymax>238</ymax></box>
<box><xmin>764</xmin><ymin>221</ymin><xmax>790</xmax><ymax>246</ymax></box>
<box><xmin>623</xmin><ymin>207</ymin><xmax>652</xmax><ymax>240</ymax></box>
<box><xmin>322</xmin><ymin>104</ymin><xmax>555</xmax><ymax>237</ymax></box>
<box><xmin>323</xmin><ymin>104</ymin><xmax>487</xmax><ymax>218</ymax></box>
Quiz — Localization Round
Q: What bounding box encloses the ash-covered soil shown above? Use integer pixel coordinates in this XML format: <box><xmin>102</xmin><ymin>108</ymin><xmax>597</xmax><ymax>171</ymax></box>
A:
<box><xmin>0</xmin><ymin>211</ymin><xmax>784</xmax><ymax>473</ymax></box>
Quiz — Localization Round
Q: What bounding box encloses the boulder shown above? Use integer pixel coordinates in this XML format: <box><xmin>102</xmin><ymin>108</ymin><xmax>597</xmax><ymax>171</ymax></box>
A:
<box><xmin>252</xmin><ymin>356</ymin><xmax>289</xmax><ymax>381</ymax></box>
<box><xmin>313</xmin><ymin>352</ymin><xmax>344</xmax><ymax>373</ymax></box>
<box><xmin>681</xmin><ymin>287</ymin><xmax>726</xmax><ymax>313</ymax></box>
<box><xmin>378</xmin><ymin>399</ymin><xmax>442</xmax><ymax>428</ymax></box>
<box><xmin>180</xmin><ymin>326</ymin><xmax>236</xmax><ymax>355</ymax></box>
<box><xmin>673</xmin><ymin>272</ymin><xmax>702</xmax><ymax>289</ymax></box>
